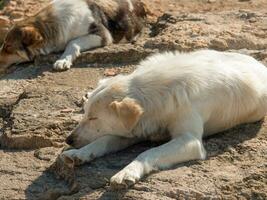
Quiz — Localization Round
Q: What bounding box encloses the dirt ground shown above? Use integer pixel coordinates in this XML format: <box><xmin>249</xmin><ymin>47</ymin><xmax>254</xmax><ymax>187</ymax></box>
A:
<box><xmin>0</xmin><ymin>0</ymin><xmax>267</xmax><ymax>199</ymax></box>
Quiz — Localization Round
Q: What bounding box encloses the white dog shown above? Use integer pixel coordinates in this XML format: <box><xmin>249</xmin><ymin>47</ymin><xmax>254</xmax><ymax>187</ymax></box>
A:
<box><xmin>61</xmin><ymin>50</ymin><xmax>267</xmax><ymax>188</ymax></box>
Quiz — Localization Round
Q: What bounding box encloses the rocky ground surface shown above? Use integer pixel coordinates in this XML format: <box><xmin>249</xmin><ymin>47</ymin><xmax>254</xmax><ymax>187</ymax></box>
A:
<box><xmin>0</xmin><ymin>0</ymin><xmax>267</xmax><ymax>199</ymax></box>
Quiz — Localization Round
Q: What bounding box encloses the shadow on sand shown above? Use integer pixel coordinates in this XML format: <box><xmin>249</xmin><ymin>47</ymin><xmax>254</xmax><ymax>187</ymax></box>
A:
<box><xmin>24</xmin><ymin>120</ymin><xmax>264</xmax><ymax>200</ymax></box>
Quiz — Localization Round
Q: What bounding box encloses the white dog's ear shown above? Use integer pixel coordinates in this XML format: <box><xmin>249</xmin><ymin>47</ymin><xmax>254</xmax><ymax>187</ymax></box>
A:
<box><xmin>110</xmin><ymin>98</ymin><xmax>143</xmax><ymax>131</ymax></box>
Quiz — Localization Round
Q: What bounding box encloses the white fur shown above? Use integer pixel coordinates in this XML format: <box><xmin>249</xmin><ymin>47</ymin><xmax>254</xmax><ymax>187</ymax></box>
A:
<box><xmin>61</xmin><ymin>50</ymin><xmax>267</xmax><ymax>188</ymax></box>
<box><xmin>130</xmin><ymin>50</ymin><xmax>267</xmax><ymax>138</ymax></box>
<box><xmin>53</xmin><ymin>0</ymin><xmax>94</xmax><ymax>46</ymax></box>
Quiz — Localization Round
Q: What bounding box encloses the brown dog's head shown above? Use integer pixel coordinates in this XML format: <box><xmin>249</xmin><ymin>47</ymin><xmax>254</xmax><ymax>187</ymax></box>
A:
<box><xmin>66</xmin><ymin>78</ymin><xmax>144</xmax><ymax>148</ymax></box>
<box><xmin>0</xmin><ymin>25</ymin><xmax>43</xmax><ymax>74</ymax></box>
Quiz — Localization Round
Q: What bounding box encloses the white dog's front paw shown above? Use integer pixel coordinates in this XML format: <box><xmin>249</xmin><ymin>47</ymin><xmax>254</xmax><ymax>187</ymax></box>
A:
<box><xmin>110</xmin><ymin>168</ymin><xmax>141</xmax><ymax>189</ymax></box>
<box><xmin>60</xmin><ymin>149</ymin><xmax>84</xmax><ymax>167</ymax></box>
<box><xmin>53</xmin><ymin>59</ymin><xmax>72</xmax><ymax>71</ymax></box>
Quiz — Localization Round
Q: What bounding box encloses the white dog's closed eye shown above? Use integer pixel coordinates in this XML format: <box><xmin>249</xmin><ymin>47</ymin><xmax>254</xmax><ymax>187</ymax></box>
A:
<box><xmin>88</xmin><ymin>117</ymin><xmax>98</xmax><ymax>121</ymax></box>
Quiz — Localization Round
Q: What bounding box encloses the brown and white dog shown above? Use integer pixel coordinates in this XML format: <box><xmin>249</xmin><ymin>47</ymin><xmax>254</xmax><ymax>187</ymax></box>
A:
<box><xmin>0</xmin><ymin>0</ymin><xmax>146</xmax><ymax>73</ymax></box>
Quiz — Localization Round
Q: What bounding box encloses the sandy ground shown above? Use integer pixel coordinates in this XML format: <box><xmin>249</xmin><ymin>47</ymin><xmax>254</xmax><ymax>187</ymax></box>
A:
<box><xmin>0</xmin><ymin>0</ymin><xmax>267</xmax><ymax>199</ymax></box>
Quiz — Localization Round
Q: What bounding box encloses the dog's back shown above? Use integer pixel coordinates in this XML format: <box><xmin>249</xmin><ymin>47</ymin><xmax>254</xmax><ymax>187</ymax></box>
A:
<box><xmin>50</xmin><ymin>0</ymin><xmax>146</xmax><ymax>44</ymax></box>
<box><xmin>130</xmin><ymin>50</ymin><xmax>267</xmax><ymax>136</ymax></box>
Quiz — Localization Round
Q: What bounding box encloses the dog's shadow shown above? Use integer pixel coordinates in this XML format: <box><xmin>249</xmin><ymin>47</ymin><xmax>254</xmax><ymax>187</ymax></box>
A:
<box><xmin>0</xmin><ymin>54</ymin><xmax>86</xmax><ymax>81</ymax></box>
<box><xmin>25</xmin><ymin>120</ymin><xmax>264</xmax><ymax>200</ymax></box>
<box><xmin>0</xmin><ymin>62</ymin><xmax>53</xmax><ymax>81</ymax></box>
<box><xmin>0</xmin><ymin>43</ymin><xmax>145</xmax><ymax>82</ymax></box>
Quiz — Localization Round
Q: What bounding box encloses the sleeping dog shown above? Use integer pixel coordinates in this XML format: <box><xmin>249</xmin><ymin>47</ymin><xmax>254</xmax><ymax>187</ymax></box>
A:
<box><xmin>0</xmin><ymin>0</ymin><xmax>146</xmax><ymax>73</ymax></box>
<box><xmin>60</xmin><ymin>50</ymin><xmax>267</xmax><ymax>188</ymax></box>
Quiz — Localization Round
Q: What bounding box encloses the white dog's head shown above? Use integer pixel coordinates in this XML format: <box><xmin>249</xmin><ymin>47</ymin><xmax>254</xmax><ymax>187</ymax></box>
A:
<box><xmin>66</xmin><ymin>79</ymin><xmax>144</xmax><ymax>148</ymax></box>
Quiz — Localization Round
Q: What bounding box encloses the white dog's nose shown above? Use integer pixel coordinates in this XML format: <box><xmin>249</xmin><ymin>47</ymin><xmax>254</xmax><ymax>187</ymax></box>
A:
<box><xmin>65</xmin><ymin>135</ymin><xmax>74</xmax><ymax>146</ymax></box>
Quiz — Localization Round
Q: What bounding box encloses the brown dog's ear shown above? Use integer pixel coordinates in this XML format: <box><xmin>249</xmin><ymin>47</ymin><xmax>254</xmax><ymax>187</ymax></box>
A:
<box><xmin>110</xmin><ymin>98</ymin><xmax>143</xmax><ymax>131</ymax></box>
<box><xmin>21</xmin><ymin>26</ymin><xmax>43</xmax><ymax>47</ymax></box>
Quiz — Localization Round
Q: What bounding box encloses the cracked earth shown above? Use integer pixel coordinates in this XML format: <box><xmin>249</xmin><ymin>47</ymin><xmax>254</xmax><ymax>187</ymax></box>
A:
<box><xmin>0</xmin><ymin>0</ymin><xmax>267</xmax><ymax>199</ymax></box>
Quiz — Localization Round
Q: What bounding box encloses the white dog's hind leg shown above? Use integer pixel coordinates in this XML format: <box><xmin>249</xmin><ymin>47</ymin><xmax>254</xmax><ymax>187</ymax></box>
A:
<box><xmin>61</xmin><ymin>135</ymin><xmax>139</xmax><ymax>166</ymax></box>
<box><xmin>53</xmin><ymin>34</ymin><xmax>103</xmax><ymax>71</ymax></box>
<box><xmin>110</xmin><ymin>133</ymin><xmax>206</xmax><ymax>189</ymax></box>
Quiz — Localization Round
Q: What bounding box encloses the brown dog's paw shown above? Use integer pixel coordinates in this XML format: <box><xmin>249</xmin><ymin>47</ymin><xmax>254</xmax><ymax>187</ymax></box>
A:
<box><xmin>53</xmin><ymin>59</ymin><xmax>72</xmax><ymax>71</ymax></box>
